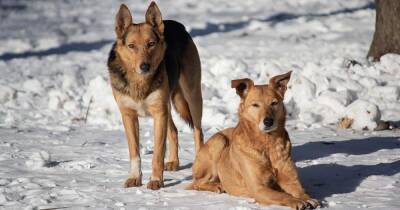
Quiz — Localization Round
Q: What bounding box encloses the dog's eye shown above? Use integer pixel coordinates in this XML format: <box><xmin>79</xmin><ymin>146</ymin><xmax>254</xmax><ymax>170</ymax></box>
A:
<box><xmin>128</xmin><ymin>43</ymin><xmax>136</xmax><ymax>49</ymax></box>
<box><xmin>148</xmin><ymin>41</ymin><xmax>156</xmax><ymax>47</ymax></box>
<box><xmin>271</xmin><ymin>99</ymin><xmax>278</xmax><ymax>106</ymax></box>
<box><xmin>251</xmin><ymin>103</ymin><xmax>260</xmax><ymax>108</ymax></box>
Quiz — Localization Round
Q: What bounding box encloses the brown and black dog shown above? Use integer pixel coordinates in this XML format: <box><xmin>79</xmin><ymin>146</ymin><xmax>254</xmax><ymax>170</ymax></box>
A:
<box><xmin>189</xmin><ymin>72</ymin><xmax>320</xmax><ymax>209</ymax></box>
<box><xmin>107</xmin><ymin>2</ymin><xmax>203</xmax><ymax>190</ymax></box>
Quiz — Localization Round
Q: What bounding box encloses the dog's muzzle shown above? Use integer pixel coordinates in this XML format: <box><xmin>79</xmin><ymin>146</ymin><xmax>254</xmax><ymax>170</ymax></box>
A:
<box><xmin>139</xmin><ymin>63</ymin><xmax>150</xmax><ymax>74</ymax></box>
<box><xmin>259</xmin><ymin>117</ymin><xmax>277</xmax><ymax>133</ymax></box>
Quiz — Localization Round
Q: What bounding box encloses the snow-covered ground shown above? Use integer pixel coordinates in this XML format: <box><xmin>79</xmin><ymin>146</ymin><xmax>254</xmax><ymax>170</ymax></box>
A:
<box><xmin>0</xmin><ymin>0</ymin><xmax>399</xmax><ymax>209</ymax></box>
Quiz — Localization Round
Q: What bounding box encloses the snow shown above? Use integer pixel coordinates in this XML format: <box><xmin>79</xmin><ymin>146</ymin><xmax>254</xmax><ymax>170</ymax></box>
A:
<box><xmin>25</xmin><ymin>151</ymin><xmax>51</xmax><ymax>170</ymax></box>
<box><xmin>344</xmin><ymin>100</ymin><xmax>381</xmax><ymax>130</ymax></box>
<box><xmin>0</xmin><ymin>127</ymin><xmax>399</xmax><ymax>209</ymax></box>
<box><xmin>0</xmin><ymin>0</ymin><xmax>399</xmax><ymax>209</ymax></box>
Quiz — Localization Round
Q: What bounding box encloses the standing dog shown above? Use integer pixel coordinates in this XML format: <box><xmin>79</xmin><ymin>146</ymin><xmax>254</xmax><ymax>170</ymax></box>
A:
<box><xmin>189</xmin><ymin>72</ymin><xmax>320</xmax><ymax>209</ymax></box>
<box><xmin>107</xmin><ymin>2</ymin><xmax>203</xmax><ymax>190</ymax></box>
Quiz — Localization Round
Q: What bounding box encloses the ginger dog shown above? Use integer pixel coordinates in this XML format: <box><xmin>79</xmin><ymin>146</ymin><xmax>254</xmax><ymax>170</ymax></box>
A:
<box><xmin>189</xmin><ymin>72</ymin><xmax>320</xmax><ymax>209</ymax></box>
<box><xmin>108</xmin><ymin>2</ymin><xmax>203</xmax><ymax>190</ymax></box>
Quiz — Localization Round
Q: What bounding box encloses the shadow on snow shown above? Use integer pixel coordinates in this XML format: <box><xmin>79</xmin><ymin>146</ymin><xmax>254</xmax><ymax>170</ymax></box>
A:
<box><xmin>0</xmin><ymin>39</ymin><xmax>112</xmax><ymax>61</ymax></box>
<box><xmin>293</xmin><ymin>136</ymin><xmax>400</xmax><ymax>200</ymax></box>
<box><xmin>190</xmin><ymin>2</ymin><xmax>375</xmax><ymax>37</ymax></box>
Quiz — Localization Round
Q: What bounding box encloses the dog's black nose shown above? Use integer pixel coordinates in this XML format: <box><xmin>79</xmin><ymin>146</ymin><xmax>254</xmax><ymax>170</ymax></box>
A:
<box><xmin>263</xmin><ymin>118</ymin><xmax>274</xmax><ymax>128</ymax></box>
<box><xmin>140</xmin><ymin>63</ymin><xmax>150</xmax><ymax>72</ymax></box>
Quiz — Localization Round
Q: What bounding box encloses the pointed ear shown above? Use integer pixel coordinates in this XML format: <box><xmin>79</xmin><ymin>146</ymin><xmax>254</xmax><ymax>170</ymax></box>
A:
<box><xmin>145</xmin><ymin>1</ymin><xmax>164</xmax><ymax>34</ymax></box>
<box><xmin>231</xmin><ymin>78</ymin><xmax>254</xmax><ymax>98</ymax></box>
<box><xmin>115</xmin><ymin>4</ymin><xmax>133</xmax><ymax>39</ymax></box>
<box><xmin>268</xmin><ymin>71</ymin><xmax>292</xmax><ymax>97</ymax></box>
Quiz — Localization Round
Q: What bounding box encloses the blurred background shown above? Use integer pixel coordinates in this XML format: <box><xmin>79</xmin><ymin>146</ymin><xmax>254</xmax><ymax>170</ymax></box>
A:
<box><xmin>1</xmin><ymin>1</ymin><xmax>400</xmax><ymax>209</ymax></box>
<box><xmin>0</xmin><ymin>0</ymin><xmax>398</xmax><ymax>133</ymax></box>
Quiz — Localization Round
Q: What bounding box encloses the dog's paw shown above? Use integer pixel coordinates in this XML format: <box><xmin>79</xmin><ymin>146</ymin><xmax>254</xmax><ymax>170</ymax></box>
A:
<box><xmin>124</xmin><ymin>177</ymin><xmax>142</xmax><ymax>188</ymax></box>
<box><xmin>303</xmin><ymin>198</ymin><xmax>320</xmax><ymax>209</ymax></box>
<box><xmin>214</xmin><ymin>185</ymin><xmax>224</xmax><ymax>194</ymax></box>
<box><xmin>147</xmin><ymin>180</ymin><xmax>163</xmax><ymax>190</ymax></box>
<box><xmin>297</xmin><ymin>195</ymin><xmax>320</xmax><ymax>209</ymax></box>
<box><xmin>164</xmin><ymin>161</ymin><xmax>179</xmax><ymax>171</ymax></box>
<box><xmin>288</xmin><ymin>198</ymin><xmax>310</xmax><ymax>210</ymax></box>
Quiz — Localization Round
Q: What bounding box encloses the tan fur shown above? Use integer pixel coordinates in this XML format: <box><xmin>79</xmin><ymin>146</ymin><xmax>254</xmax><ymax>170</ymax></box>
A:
<box><xmin>338</xmin><ymin>117</ymin><xmax>353</xmax><ymax>129</ymax></box>
<box><xmin>171</xmin><ymin>86</ymin><xmax>193</xmax><ymax>128</ymax></box>
<box><xmin>190</xmin><ymin>72</ymin><xmax>320</xmax><ymax>209</ymax></box>
<box><xmin>110</xmin><ymin>2</ymin><xmax>203</xmax><ymax>190</ymax></box>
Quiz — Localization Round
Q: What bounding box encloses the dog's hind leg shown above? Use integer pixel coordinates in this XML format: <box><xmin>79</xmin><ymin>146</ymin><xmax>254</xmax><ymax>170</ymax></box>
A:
<box><xmin>192</xmin><ymin>180</ymin><xmax>224</xmax><ymax>193</ymax></box>
<box><xmin>171</xmin><ymin>80</ymin><xmax>203</xmax><ymax>154</ymax></box>
<box><xmin>178</xmin><ymin>40</ymin><xmax>203</xmax><ymax>155</ymax></box>
<box><xmin>186</xmin><ymin>90</ymin><xmax>203</xmax><ymax>155</ymax></box>
<box><xmin>165</xmin><ymin>110</ymin><xmax>179</xmax><ymax>171</ymax></box>
<box><xmin>179</xmin><ymin>78</ymin><xmax>203</xmax><ymax>154</ymax></box>
<box><xmin>190</xmin><ymin>132</ymin><xmax>228</xmax><ymax>193</ymax></box>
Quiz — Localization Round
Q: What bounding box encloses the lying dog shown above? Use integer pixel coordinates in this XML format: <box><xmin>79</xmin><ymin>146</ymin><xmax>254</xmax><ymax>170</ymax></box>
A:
<box><xmin>189</xmin><ymin>72</ymin><xmax>320</xmax><ymax>209</ymax></box>
<box><xmin>108</xmin><ymin>2</ymin><xmax>203</xmax><ymax>190</ymax></box>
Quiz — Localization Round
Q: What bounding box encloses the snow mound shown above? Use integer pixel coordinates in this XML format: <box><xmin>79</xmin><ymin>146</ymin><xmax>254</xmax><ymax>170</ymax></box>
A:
<box><xmin>344</xmin><ymin>100</ymin><xmax>381</xmax><ymax>130</ymax></box>
<box><xmin>82</xmin><ymin>76</ymin><xmax>120</xmax><ymax>128</ymax></box>
<box><xmin>0</xmin><ymin>85</ymin><xmax>16</xmax><ymax>104</ymax></box>
<box><xmin>25</xmin><ymin>151</ymin><xmax>51</xmax><ymax>170</ymax></box>
<box><xmin>23</xmin><ymin>79</ymin><xmax>44</xmax><ymax>94</ymax></box>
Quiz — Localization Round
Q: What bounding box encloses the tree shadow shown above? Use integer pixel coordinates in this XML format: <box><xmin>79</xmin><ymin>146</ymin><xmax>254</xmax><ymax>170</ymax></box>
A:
<box><xmin>190</xmin><ymin>2</ymin><xmax>375</xmax><ymax>37</ymax></box>
<box><xmin>292</xmin><ymin>135</ymin><xmax>400</xmax><ymax>200</ymax></box>
<box><xmin>0</xmin><ymin>1</ymin><xmax>27</xmax><ymax>11</ymax></box>
<box><xmin>0</xmin><ymin>39</ymin><xmax>112</xmax><ymax>61</ymax></box>
<box><xmin>292</xmin><ymin>136</ymin><xmax>400</xmax><ymax>162</ymax></box>
<box><xmin>299</xmin><ymin>160</ymin><xmax>400</xmax><ymax>200</ymax></box>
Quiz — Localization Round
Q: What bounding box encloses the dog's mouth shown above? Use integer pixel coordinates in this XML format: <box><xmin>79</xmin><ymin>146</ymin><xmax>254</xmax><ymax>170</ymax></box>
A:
<box><xmin>134</xmin><ymin>67</ymin><xmax>152</xmax><ymax>75</ymax></box>
<box><xmin>264</xmin><ymin>125</ymin><xmax>277</xmax><ymax>133</ymax></box>
<box><xmin>138</xmin><ymin>70</ymin><xmax>151</xmax><ymax>75</ymax></box>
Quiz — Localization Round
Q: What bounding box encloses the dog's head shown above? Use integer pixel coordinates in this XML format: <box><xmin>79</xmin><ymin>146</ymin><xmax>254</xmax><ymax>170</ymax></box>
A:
<box><xmin>231</xmin><ymin>71</ymin><xmax>291</xmax><ymax>133</ymax></box>
<box><xmin>114</xmin><ymin>2</ymin><xmax>166</xmax><ymax>75</ymax></box>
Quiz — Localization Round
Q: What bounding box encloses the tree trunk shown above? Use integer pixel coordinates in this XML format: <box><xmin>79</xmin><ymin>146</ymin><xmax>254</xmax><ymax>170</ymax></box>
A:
<box><xmin>367</xmin><ymin>0</ymin><xmax>400</xmax><ymax>61</ymax></box>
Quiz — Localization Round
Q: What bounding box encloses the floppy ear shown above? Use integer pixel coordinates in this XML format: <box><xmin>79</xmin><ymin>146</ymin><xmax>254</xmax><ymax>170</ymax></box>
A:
<box><xmin>231</xmin><ymin>78</ymin><xmax>254</xmax><ymax>98</ymax></box>
<box><xmin>145</xmin><ymin>1</ymin><xmax>164</xmax><ymax>34</ymax></box>
<box><xmin>115</xmin><ymin>4</ymin><xmax>133</xmax><ymax>39</ymax></box>
<box><xmin>268</xmin><ymin>71</ymin><xmax>292</xmax><ymax>97</ymax></box>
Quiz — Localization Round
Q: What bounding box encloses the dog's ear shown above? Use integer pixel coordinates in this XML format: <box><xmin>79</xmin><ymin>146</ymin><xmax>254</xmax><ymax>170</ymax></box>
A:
<box><xmin>145</xmin><ymin>1</ymin><xmax>164</xmax><ymax>34</ymax></box>
<box><xmin>269</xmin><ymin>71</ymin><xmax>292</xmax><ymax>97</ymax></box>
<box><xmin>231</xmin><ymin>78</ymin><xmax>254</xmax><ymax>98</ymax></box>
<box><xmin>115</xmin><ymin>4</ymin><xmax>133</xmax><ymax>39</ymax></box>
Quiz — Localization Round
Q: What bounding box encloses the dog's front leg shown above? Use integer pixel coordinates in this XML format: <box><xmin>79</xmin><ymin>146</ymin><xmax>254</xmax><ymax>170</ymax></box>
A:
<box><xmin>147</xmin><ymin>106</ymin><xmax>168</xmax><ymax>190</ymax></box>
<box><xmin>276</xmin><ymin>160</ymin><xmax>320</xmax><ymax>208</ymax></box>
<box><xmin>120</xmin><ymin>108</ymin><xmax>142</xmax><ymax>188</ymax></box>
<box><xmin>237</xmin><ymin>156</ymin><xmax>308</xmax><ymax>209</ymax></box>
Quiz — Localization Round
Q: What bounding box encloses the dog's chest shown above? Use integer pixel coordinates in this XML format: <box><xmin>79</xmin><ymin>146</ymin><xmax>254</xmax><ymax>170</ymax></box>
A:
<box><xmin>118</xmin><ymin>90</ymin><xmax>161</xmax><ymax>117</ymax></box>
<box><xmin>268</xmin><ymin>139</ymin><xmax>291</xmax><ymax>163</ymax></box>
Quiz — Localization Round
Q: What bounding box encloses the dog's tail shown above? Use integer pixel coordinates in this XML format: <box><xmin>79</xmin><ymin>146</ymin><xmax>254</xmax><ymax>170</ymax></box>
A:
<box><xmin>171</xmin><ymin>86</ymin><xmax>194</xmax><ymax>129</ymax></box>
